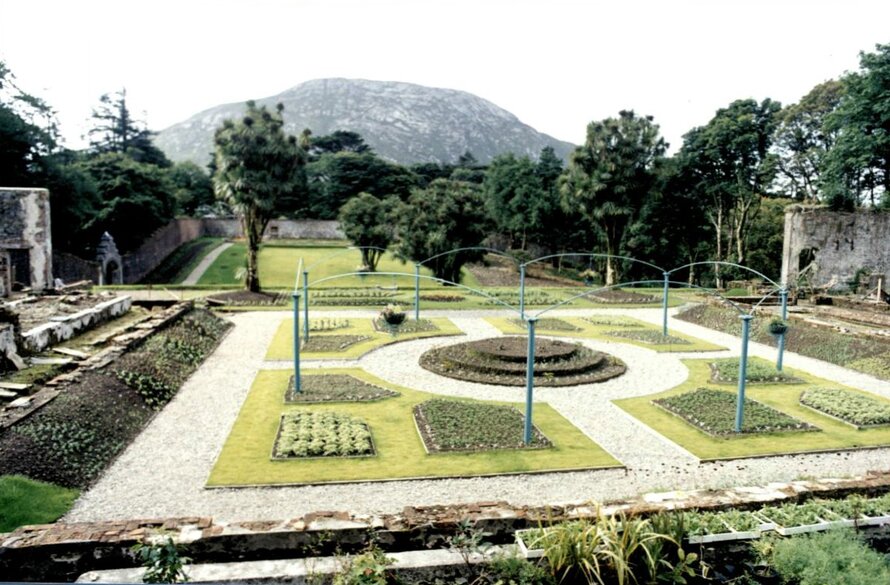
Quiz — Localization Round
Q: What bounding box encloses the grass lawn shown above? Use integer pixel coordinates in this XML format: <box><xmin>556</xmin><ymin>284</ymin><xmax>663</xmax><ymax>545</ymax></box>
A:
<box><xmin>197</xmin><ymin>243</ymin><xmax>481</xmax><ymax>289</ymax></box>
<box><xmin>486</xmin><ymin>316</ymin><xmax>726</xmax><ymax>353</ymax></box>
<box><xmin>207</xmin><ymin>368</ymin><xmax>619</xmax><ymax>486</ymax></box>
<box><xmin>141</xmin><ymin>237</ymin><xmax>224</xmax><ymax>284</ymax></box>
<box><xmin>265</xmin><ymin>318</ymin><xmax>463</xmax><ymax>360</ymax></box>
<box><xmin>615</xmin><ymin>358</ymin><xmax>890</xmax><ymax>460</ymax></box>
<box><xmin>0</xmin><ymin>475</ymin><xmax>79</xmax><ymax>532</ymax></box>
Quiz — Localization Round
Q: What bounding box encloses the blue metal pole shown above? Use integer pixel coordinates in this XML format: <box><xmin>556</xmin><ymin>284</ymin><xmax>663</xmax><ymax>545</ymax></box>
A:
<box><xmin>519</xmin><ymin>265</ymin><xmax>526</xmax><ymax>321</ymax></box>
<box><xmin>302</xmin><ymin>270</ymin><xmax>309</xmax><ymax>340</ymax></box>
<box><xmin>524</xmin><ymin>318</ymin><xmax>537</xmax><ymax>445</ymax></box>
<box><xmin>662</xmin><ymin>271</ymin><xmax>670</xmax><ymax>336</ymax></box>
<box><xmin>292</xmin><ymin>293</ymin><xmax>301</xmax><ymax>394</ymax></box>
<box><xmin>734</xmin><ymin>314</ymin><xmax>753</xmax><ymax>432</ymax></box>
<box><xmin>777</xmin><ymin>288</ymin><xmax>788</xmax><ymax>371</ymax></box>
<box><xmin>414</xmin><ymin>263</ymin><xmax>420</xmax><ymax>321</ymax></box>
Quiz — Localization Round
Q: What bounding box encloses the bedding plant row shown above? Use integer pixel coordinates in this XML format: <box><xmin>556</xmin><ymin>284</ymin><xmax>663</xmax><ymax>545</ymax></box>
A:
<box><xmin>677</xmin><ymin>303</ymin><xmax>890</xmax><ymax>381</ymax></box>
<box><xmin>273</xmin><ymin>412</ymin><xmax>374</xmax><ymax>458</ymax></box>
<box><xmin>0</xmin><ymin>308</ymin><xmax>231</xmax><ymax>488</ymax></box>
<box><xmin>653</xmin><ymin>388</ymin><xmax>816</xmax><ymax>436</ymax></box>
<box><xmin>799</xmin><ymin>387</ymin><xmax>890</xmax><ymax>427</ymax></box>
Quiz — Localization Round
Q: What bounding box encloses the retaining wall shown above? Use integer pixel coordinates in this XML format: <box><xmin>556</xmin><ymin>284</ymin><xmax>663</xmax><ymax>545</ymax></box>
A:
<box><xmin>21</xmin><ymin>296</ymin><xmax>132</xmax><ymax>353</ymax></box>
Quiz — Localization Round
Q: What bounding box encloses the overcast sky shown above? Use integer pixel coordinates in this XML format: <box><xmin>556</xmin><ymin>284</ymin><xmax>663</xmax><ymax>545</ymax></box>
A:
<box><xmin>1</xmin><ymin>0</ymin><xmax>888</xmax><ymax>153</ymax></box>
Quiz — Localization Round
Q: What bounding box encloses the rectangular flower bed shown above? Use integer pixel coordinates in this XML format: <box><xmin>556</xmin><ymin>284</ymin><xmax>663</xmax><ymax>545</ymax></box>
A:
<box><xmin>286</xmin><ymin>374</ymin><xmax>398</xmax><ymax>403</ymax></box>
<box><xmin>799</xmin><ymin>387</ymin><xmax>890</xmax><ymax>428</ymax></box>
<box><xmin>710</xmin><ymin>358</ymin><xmax>804</xmax><ymax>384</ymax></box>
<box><xmin>414</xmin><ymin>399</ymin><xmax>552</xmax><ymax>453</ymax></box>
<box><xmin>301</xmin><ymin>335</ymin><xmax>370</xmax><ymax>353</ymax></box>
<box><xmin>683</xmin><ymin>510</ymin><xmax>771</xmax><ymax>544</ymax></box>
<box><xmin>514</xmin><ymin>528</ymin><xmax>546</xmax><ymax>559</ymax></box>
<box><xmin>508</xmin><ymin>318</ymin><xmax>581</xmax><ymax>332</ymax></box>
<box><xmin>272</xmin><ymin>412</ymin><xmax>375</xmax><ymax>459</ymax></box>
<box><xmin>653</xmin><ymin>388</ymin><xmax>817</xmax><ymax>436</ymax></box>
<box><xmin>817</xmin><ymin>495</ymin><xmax>890</xmax><ymax>527</ymax></box>
<box><xmin>756</xmin><ymin>502</ymin><xmax>843</xmax><ymax>536</ymax></box>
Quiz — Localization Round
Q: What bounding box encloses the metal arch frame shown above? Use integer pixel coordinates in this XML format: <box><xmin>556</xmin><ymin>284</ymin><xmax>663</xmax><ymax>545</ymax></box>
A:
<box><xmin>667</xmin><ymin>260</ymin><xmax>782</xmax><ymax>289</ymax></box>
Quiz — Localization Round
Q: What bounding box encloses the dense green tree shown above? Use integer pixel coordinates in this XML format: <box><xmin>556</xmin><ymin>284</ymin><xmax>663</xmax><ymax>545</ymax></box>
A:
<box><xmin>0</xmin><ymin>60</ymin><xmax>58</xmax><ymax>186</ymax></box>
<box><xmin>169</xmin><ymin>161</ymin><xmax>214</xmax><ymax>215</ymax></box>
<box><xmin>409</xmin><ymin>162</ymin><xmax>454</xmax><ymax>187</ymax></box>
<box><xmin>483</xmin><ymin>153</ymin><xmax>547</xmax><ymax>250</ymax></box>
<box><xmin>678</xmin><ymin>99</ymin><xmax>780</xmax><ymax>283</ymax></box>
<box><xmin>43</xmin><ymin>157</ymin><xmax>100</xmax><ymax>254</ymax></box>
<box><xmin>536</xmin><ymin>146</ymin><xmax>564</xmax><ymax>194</ymax></box>
<box><xmin>76</xmin><ymin>152</ymin><xmax>175</xmax><ymax>252</ymax></box>
<box><xmin>338</xmin><ymin>192</ymin><xmax>399</xmax><ymax>271</ymax></box>
<box><xmin>560</xmin><ymin>111</ymin><xmax>666</xmax><ymax>285</ymax></box>
<box><xmin>773</xmin><ymin>80</ymin><xmax>844</xmax><ymax>202</ymax></box>
<box><xmin>213</xmin><ymin>101</ymin><xmax>305</xmax><ymax>292</ymax></box>
<box><xmin>307</xmin><ymin>130</ymin><xmax>372</xmax><ymax>158</ymax></box>
<box><xmin>626</xmin><ymin>157</ymin><xmax>713</xmax><ymax>284</ymax></box>
<box><xmin>822</xmin><ymin>43</ymin><xmax>890</xmax><ymax>209</ymax></box>
<box><xmin>88</xmin><ymin>89</ymin><xmax>171</xmax><ymax>167</ymax></box>
<box><xmin>744</xmin><ymin>196</ymin><xmax>788</xmax><ymax>281</ymax></box>
<box><xmin>306</xmin><ymin>152</ymin><xmax>416</xmax><ymax>218</ymax></box>
<box><xmin>396</xmin><ymin>179</ymin><xmax>489</xmax><ymax>283</ymax></box>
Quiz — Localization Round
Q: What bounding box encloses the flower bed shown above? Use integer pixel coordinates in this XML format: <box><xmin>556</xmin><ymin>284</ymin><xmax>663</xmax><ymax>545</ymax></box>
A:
<box><xmin>604</xmin><ymin>329</ymin><xmax>691</xmax><ymax>345</ymax></box>
<box><xmin>272</xmin><ymin>412</ymin><xmax>375</xmax><ymax>458</ymax></box>
<box><xmin>419</xmin><ymin>294</ymin><xmax>464</xmax><ymax>302</ymax></box>
<box><xmin>413</xmin><ymin>399</ymin><xmax>551</xmax><ymax>452</ymax></box>
<box><xmin>710</xmin><ymin>358</ymin><xmax>804</xmax><ymax>384</ymax></box>
<box><xmin>419</xmin><ymin>337</ymin><xmax>626</xmax><ymax>386</ymax></box>
<box><xmin>481</xmin><ymin>290</ymin><xmax>562</xmax><ymax>306</ymax></box>
<box><xmin>683</xmin><ymin>509</ymin><xmax>769</xmax><ymax>543</ymax></box>
<box><xmin>653</xmin><ymin>388</ymin><xmax>817</xmax><ymax>436</ymax></box>
<box><xmin>507</xmin><ymin>318</ymin><xmax>581</xmax><ymax>331</ymax></box>
<box><xmin>308</xmin><ymin>289</ymin><xmax>399</xmax><ymax>306</ymax></box>
<box><xmin>757</xmin><ymin>502</ymin><xmax>843</xmax><ymax>535</ymax></box>
<box><xmin>301</xmin><ymin>335</ymin><xmax>370</xmax><ymax>353</ymax></box>
<box><xmin>285</xmin><ymin>374</ymin><xmax>398</xmax><ymax>403</ymax></box>
<box><xmin>581</xmin><ymin>315</ymin><xmax>644</xmax><ymax>327</ymax></box>
<box><xmin>799</xmin><ymin>387</ymin><xmax>890</xmax><ymax>428</ymax></box>
<box><xmin>371</xmin><ymin>318</ymin><xmax>440</xmax><ymax>334</ymax></box>
<box><xmin>581</xmin><ymin>289</ymin><xmax>659</xmax><ymax>304</ymax></box>
<box><xmin>308</xmin><ymin>318</ymin><xmax>350</xmax><ymax>332</ymax></box>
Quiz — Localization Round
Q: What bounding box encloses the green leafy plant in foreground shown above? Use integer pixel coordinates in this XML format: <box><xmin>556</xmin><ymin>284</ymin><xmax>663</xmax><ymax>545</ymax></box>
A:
<box><xmin>769</xmin><ymin>530</ymin><xmax>890</xmax><ymax>585</ymax></box>
<box><xmin>132</xmin><ymin>537</ymin><xmax>190</xmax><ymax>583</ymax></box>
<box><xmin>332</xmin><ymin>546</ymin><xmax>394</xmax><ymax>585</ymax></box>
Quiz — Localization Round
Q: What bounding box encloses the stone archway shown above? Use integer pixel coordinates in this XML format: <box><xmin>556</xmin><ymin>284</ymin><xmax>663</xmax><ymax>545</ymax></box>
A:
<box><xmin>95</xmin><ymin>232</ymin><xmax>123</xmax><ymax>285</ymax></box>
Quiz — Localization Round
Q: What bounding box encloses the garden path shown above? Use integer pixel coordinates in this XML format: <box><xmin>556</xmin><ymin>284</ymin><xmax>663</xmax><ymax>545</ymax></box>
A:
<box><xmin>66</xmin><ymin>307</ymin><xmax>890</xmax><ymax>523</ymax></box>
<box><xmin>181</xmin><ymin>242</ymin><xmax>233</xmax><ymax>285</ymax></box>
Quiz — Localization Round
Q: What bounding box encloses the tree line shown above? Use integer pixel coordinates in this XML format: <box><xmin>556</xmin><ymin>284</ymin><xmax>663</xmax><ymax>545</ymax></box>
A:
<box><xmin>1</xmin><ymin>43</ymin><xmax>887</xmax><ymax>290</ymax></box>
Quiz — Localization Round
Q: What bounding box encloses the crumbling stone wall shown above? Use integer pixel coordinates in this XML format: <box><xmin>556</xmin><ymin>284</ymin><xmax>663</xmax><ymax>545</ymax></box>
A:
<box><xmin>0</xmin><ymin>188</ymin><xmax>52</xmax><ymax>293</ymax></box>
<box><xmin>781</xmin><ymin>206</ymin><xmax>890</xmax><ymax>290</ymax></box>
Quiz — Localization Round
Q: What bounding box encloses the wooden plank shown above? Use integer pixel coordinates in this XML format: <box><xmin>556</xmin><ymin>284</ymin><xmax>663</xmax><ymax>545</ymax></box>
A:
<box><xmin>52</xmin><ymin>347</ymin><xmax>90</xmax><ymax>359</ymax></box>
<box><xmin>0</xmin><ymin>382</ymin><xmax>29</xmax><ymax>391</ymax></box>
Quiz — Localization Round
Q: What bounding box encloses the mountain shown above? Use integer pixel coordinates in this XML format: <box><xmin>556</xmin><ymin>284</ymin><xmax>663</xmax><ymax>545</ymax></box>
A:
<box><xmin>154</xmin><ymin>78</ymin><xmax>575</xmax><ymax>165</ymax></box>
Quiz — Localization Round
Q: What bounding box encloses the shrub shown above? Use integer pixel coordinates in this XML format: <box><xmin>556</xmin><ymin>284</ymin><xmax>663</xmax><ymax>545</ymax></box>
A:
<box><xmin>132</xmin><ymin>537</ymin><xmax>190</xmax><ymax>583</ymax></box>
<box><xmin>770</xmin><ymin>530</ymin><xmax>890</xmax><ymax>585</ymax></box>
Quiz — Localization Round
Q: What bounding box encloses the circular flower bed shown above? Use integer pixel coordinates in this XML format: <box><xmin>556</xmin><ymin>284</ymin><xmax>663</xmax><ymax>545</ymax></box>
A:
<box><xmin>419</xmin><ymin>336</ymin><xmax>626</xmax><ymax>386</ymax></box>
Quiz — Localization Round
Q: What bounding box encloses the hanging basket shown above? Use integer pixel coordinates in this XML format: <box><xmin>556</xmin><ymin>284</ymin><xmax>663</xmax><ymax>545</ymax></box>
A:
<box><xmin>768</xmin><ymin>319</ymin><xmax>789</xmax><ymax>336</ymax></box>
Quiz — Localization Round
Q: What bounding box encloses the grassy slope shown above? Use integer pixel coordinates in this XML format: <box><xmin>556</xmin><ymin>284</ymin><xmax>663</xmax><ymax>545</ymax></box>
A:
<box><xmin>208</xmin><ymin>368</ymin><xmax>619</xmax><ymax>486</ymax></box>
<box><xmin>0</xmin><ymin>475</ymin><xmax>79</xmax><ymax>532</ymax></box>
<box><xmin>265</xmin><ymin>318</ymin><xmax>463</xmax><ymax>360</ymax></box>
<box><xmin>616</xmin><ymin>358</ymin><xmax>890</xmax><ymax>459</ymax></box>
<box><xmin>141</xmin><ymin>237</ymin><xmax>224</xmax><ymax>284</ymax></box>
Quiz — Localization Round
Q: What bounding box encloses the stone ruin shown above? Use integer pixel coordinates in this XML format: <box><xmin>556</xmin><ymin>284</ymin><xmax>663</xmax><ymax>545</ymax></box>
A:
<box><xmin>781</xmin><ymin>206</ymin><xmax>890</xmax><ymax>294</ymax></box>
<box><xmin>0</xmin><ymin>188</ymin><xmax>52</xmax><ymax>297</ymax></box>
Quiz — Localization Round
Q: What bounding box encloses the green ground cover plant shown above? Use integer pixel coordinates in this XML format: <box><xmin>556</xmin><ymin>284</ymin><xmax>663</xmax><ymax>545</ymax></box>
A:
<box><xmin>654</xmin><ymin>388</ymin><xmax>816</xmax><ymax>436</ymax></box>
<box><xmin>273</xmin><ymin>412</ymin><xmax>375</xmax><ymax>458</ymax></box>
<box><xmin>678</xmin><ymin>304</ymin><xmax>890</xmax><ymax>381</ymax></box>
<box><xmin>207</xmin><ymin>368</ymin><xmax>619</xmax><ymax>486</ymax></box>
<box><xmin>265</xmin><ymin>317</ymin><xmax>461</xmax><ymax>360</ymax></box>
<box><xmin>710</xmin><ymin>357</ymin><xmax>803</xmax><ymax>384</ymax></box>
<box><xmin>615</xmin><ymin>358</ymin><xmax>890</xmax><ymax>459</ymax></box>
<box><xmin>603</xmin><ymin>329</ymin><xmax>691</xmax><ymax>345</ymax></box>
<box><xmin>141</xmin><ymin>237</ymin><xmax>224</xmax><ymax>284</ymax></box>
<box><xmin>414</xmin><ymin>399</ymin><xmax>551</xmax><ymax>452</ymax></box>
<box><xmin>285</xmin><ymin>374</ymin><xmax>398</xmax><ymax>403</ymax></box>
<box><xmin>800</xmin><ymin>387</ymin><xmax>890</xmax><ymax>427</ymax></box>
<box><xmin>486</xmin><ymin>316</ymin><xmax>725</xmax><ymax>352</ymax></box>
<box><xmin>769</xmin><ymin>530</ymin><xmax>890</xmax><ymax>585</ymax></box>
<box><xmin>507</xmin><ymin>317</ymin><xmax>581</xmax><ymax>331</ymax></box>
<box><xmin>0</xmin><ymin>309</ymin><xmax>230</xmax><ymax>488</ymax></box>
<box><xmin>757</xmin><ymin>502</ymin><xmax>838</xmax><ymax>527</ymax></box>
<box><xmin>0</xmin><ymin>475</ymin><xmax>79</xmax><ymax>532</ymax></box>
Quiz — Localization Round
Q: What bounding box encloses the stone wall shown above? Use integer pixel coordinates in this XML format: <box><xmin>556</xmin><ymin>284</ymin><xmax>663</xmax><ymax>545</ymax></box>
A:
<box><xmin>0</xmin><ymin>188</ymin><xmax>52</xmax><ymax>293</ymax></box>
<box><xmin>781</xmin><ymin>206</ymin><xmax>890</xmax><ymax>290</ymax></box>
<box><xmin>121</xmin><ymin>218</ymin><xmax>204</xmax><ymax>283</ymax></box>
<box><xmin>53</xmin><ymin>218</ymin><xmax>344</xmax><ymax>285</ymax></box>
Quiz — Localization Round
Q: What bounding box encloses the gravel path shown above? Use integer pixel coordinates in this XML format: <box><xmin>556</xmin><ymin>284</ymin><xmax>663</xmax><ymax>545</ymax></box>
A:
<box><xmin>181</xmin><ymin>242</ymin><xmax>233</xmax><ymax>285</ymax></box>
<box><xmin>66</xmin><ymin>308</ymin><xmax>890</xmax><ymax>523</ymax></box>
